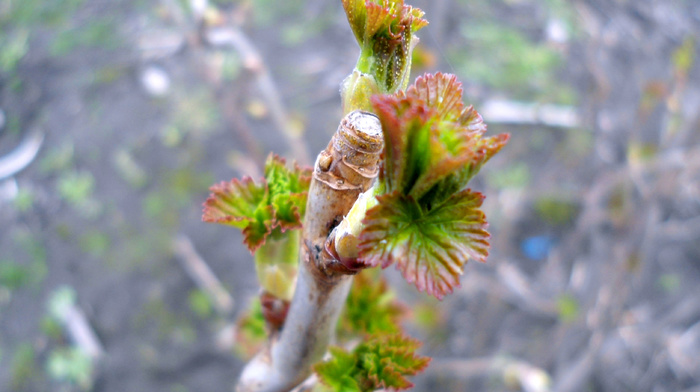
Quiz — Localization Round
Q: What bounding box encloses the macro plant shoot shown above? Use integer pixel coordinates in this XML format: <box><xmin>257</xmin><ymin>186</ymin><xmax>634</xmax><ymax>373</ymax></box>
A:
<box><xmin>202</xmin><ymin>0</ymin><xmax>508</xmax><ymax>391</ymax></box>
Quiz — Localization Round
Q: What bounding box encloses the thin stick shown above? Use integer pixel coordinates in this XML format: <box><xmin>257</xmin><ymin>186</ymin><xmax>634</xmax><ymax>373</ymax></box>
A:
<box><xmin>204</xmin><ymin>24</ymin><xmax>311</xmax><ymax>165</ymax></box>
<box><xmin>0</xmin><ymin>129</ymin><xmax>44</xmax><ymax>180</ymax></box>
<box><xmin>174</xmin><ymin>234</ymin><xmax>235</xmax><ymax>316</ymax></box>
<box><xmin>62</xmin><ymin>306</ymin><xmax>104</xmax><ymax>360</ymax></box>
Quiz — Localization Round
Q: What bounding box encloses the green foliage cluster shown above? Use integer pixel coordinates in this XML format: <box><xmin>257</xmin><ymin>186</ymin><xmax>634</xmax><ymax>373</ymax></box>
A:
<box><xmin>458</xmin><ymin>23</ymin><xmax>561</xmax><ymax>92</ymax></box>
<box><xmin>314</xmin><ymin>334</ymin><xmax>430</xmax><ymax>392</ymax></box>
<box><xmin>339</xmin><ymin>271</ymin><xmax>405</xmax><ymax>336</ymax></box>
<box><xmin>203</xmin><ymin>154</ymin><xmax>311</xmax><ymax>252</ymax></box>
<box><xmin>46</xmin><ymin>348</ymin><xmax>94</xmax><ymax>389</ymax></box>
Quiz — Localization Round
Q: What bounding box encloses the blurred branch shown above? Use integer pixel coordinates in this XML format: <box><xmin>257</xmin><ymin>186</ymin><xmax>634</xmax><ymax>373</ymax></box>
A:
<box><xmin>173</xmin><ymin>234</ymin><xmax>234</xmax><ymax>316</ymax></box>
<box><xmin>49</xmin><ymin>287</ymin><xmax>104</xmax><ymax>360</ymax></box>
<box><xmin>199</xmin><ymin>7</ymin><xmax>311</xmax><ymax>165</ymax></box>
<box><xmin>0</xmin><ymin>128</ymin><xmax>44</xmax><ymax>180</ymax></box>
<box><xmin>429</xmin><ymin>357</ymin><xmax>552</xmax><ymax>392</ymax></box>
<box><xmin>481</xmin><ymin>100</ymin><xmax>579</xmax><ymax>128</ymax></box>
<box><xmin>496</xmin><ymin>263</ymin><xmax>558</xmax><ymax>317</ymax></box>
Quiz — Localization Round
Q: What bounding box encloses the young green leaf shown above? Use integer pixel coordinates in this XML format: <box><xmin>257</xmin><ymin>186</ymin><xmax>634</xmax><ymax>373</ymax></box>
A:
<box><xmin>314</xmin><ymin>333</ymin><xmax>430</xmax><ymax>392</ymax></box>
<box><xmin>314</xmin><ymin>347</ymin><xmax>362</xmax><ymax>392</ymax></box>
<box><xmin>340</xmin><ymin>270</ymin><xmax>406</xmax><ymax>336</ymax></box>
<box><xmin>203</xmin><ymin>177</ymin><xmax>274</xmax><ymax>252</ymax></box>
<box><xmin>359</xmin><ymin>190</ymin><xmax>489</xmax><ymax>299</ymax></box>
<box><xmin>359</xmin><ymin>73</ymin><xmax>508</xmax><ymax>299</ymax></box>
<box><xmin>264</xmin><ymin>154</ymin><xmax>312</xmax><ymax>231</ymax></box>
<box><xmin>202</xmin><ymin>154</ymin><xmax>311</xmax><ymax>253</ymax></box>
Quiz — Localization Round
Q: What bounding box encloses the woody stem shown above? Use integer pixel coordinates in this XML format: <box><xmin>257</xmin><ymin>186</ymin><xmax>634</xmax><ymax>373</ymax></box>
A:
<box><xmin>236</xmin><ymin>111</ymin><xmax>383</xmax><ymax>392</ymax></box>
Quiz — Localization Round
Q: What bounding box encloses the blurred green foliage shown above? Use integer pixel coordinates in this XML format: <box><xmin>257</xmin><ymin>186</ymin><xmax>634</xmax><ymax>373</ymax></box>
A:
<box><xmin>339</xmin><ymin>271</ymin><xmax>405</xmax><ymax>336</ymax></box>
<box><xmin>0</xmin><ymin>260</ymin><xmax>31</xmax><ymax>290</ymax></box>
<box><xmin>40</xmin><ymin>143</ymin><xmax>75</xmax><ymax>175</ymax></box>
<box><xmin>0</xmin><ymin>0</ymin><xmax>86</xmax><ymax>28</ymax></box>
<box><xmin>136</xmin><ymin>297</ymin><xmax>197</xmax><ymax>344</ymax></box>
<box><xmin>249</xmin><ymin>0</ymin><xmax>303</xmax><ymax>26</ymax></box>
<box><xmin>188</xmin><ymin>289</ymin><xmax>213</xmax><ymax>318</ymax></box>
<box><xmin>672</xmin><ymin>37</ymin><xmax>695</xmax><ymax>76</ymax></box>
<box><xmin>0</xmin><ymin>0</ymin><xmax>87</xmax><ymax>82</ymax></box>
<box><xmin>0</xmin><ymin>31</ymin><xmax>28</xmax><ymax>73</ymax></box>
<box><xmin>628</xmin><ymin>142</ymin><xmax>658</xmax><ymax>164</ymax></box>
<box><xmin>658</xmin><ymin>273</ymin><xmax>681</xmax><ymax>293</ymax></box>
<box><xmin>488</xmin><ymin>162</ymin><xmax>531</xmax><ymax>189</ymax></box>
<box><xmin>112</xmin><ymin>149</ymin><xmax>148</xmax><ymax>189</ymax></box>
<box><xmin>40</xmin><ymin>315</ymin><xmax>64</xmax><ymax>340</ymax></box>
<box><xmin>50</xmin><ymin>18</ymin><xmax>121</xmax><ymax>57</ymax></box>
<box><xmin>79</xmin><ymin>232</ymin><xmax>111</xmax><ymax>258</ymax></box>
<box><xmin>46</xmin><ymin>348</ymin><xmax>94</xmax><ymax>390</ymax></box>
<box><xmin>534</xmin><ymin>196</ymin><xmax>579</xmax><ymax>227</ymax></box>
<box><xmin>454</xmin><ymin>22</ymin><xmax>562</xmax><ymax>98</ymax></box>
<box><xmin>556</xmin><ymin>294</ymin><xmax>579</xmax><ymax>323</ymax></box>
<box><xmin>163</xmin><ymin>91</ymin><xmax>221</xmax><ymax>146</ymax></box>
<box><xmin>11</xmin><ymin>343</ymin><xmax>39</xmax><ymax>390</ymax></box>
<box><xmin>57</xmin><ymin>170</ymin><xmax>103</xmax><ymax>218</ymax></box>
<box><xmin>13</xmin><ymin>187</ymin><xmax>34</xmax><ymax>212</ymax></box>
<box><xmin>47</xmin><ymin>286</ymin><xmax>77</xmax><ymax>320</ymax></box>
<box><xmin>2</xmin><ymin>231</ymin><xmax>49</xmax><ymax>290</ymax></box>
<box><xmin>57</xmin><ymin>171</ymin><xmax>95</xmax><ymax>205</ymax></box>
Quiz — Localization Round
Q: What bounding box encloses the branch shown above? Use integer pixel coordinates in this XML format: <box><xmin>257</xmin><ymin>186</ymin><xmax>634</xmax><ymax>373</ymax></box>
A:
<box><xmin>429</xmin><ymin>357</ymin><xmax>552</xmax><ymax>392</ymax></box>
<box><xmin>203</xmin><ymin>22</ymin><xmax>311</xmax><ymax>165</ymax></box>
<box><xmin>173</xmin><ymin>234</ymin><xmax>235</xmax><ymax>316</ymax></box>
<box><xmin>0</xmin><ymin>128</ymin><xmax>44</xmax><ymax>180</ymax></box>
<box><xmin>237</xmin><ymin>110</ymin><xmax>383</xmax><ymax>392</ymax></box>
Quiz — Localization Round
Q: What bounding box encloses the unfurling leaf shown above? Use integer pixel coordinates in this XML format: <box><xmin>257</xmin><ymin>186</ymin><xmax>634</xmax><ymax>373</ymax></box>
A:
<box><xmin>314</xmin><ymin>333</ymin><xmax>430</xmax><ymax>392</ymax></box>
<box><xmin>203</xmin><ymin>177</ymin><xmax>274</xmax><ymax>252</ymax></box>
<box><xmin>359</xmin><ymin>190</ymin><xmax>489</xmax><ymax>299</ymax></box>
<box><xmin>264</xmin><ymin>154</ymin><xmax>312</xmax><ymax>231</ymax></box>
<box><xmin>340</xmin><ymin>269</ymin><xmax>406</xmax><ymax>336</ymax></box>
<box><xmin>341</xmin><ymin>0</ymin><xmax>428</xmax><ymax>113</ymax></box>
<box><xmin>359</xmin><ymin>73</ymin><xmax>508</xmax><ymax>299</ymax></box>
<box><xmin>314</xmin><ymin>347</ymin><xmax>362</xmax><ymax>392</ymax></box>
<box><xmin>202</xmin><ymin>154</ymin><xmax>311</xmax><ymax>253</ymax></box>
<box><xmin>372</xmin><ymin>72</ymin><xmax>508</xmax><ymax>204</ymax></box>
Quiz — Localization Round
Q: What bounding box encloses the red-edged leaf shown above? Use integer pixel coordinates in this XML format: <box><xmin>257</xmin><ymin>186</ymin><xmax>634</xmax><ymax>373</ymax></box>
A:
<box><xmin>342</xmin><ymin>0</ymin><xmax>427</xmax><ymax>46</ymax></box>
<box><xmin>202</xmin><ymin>177</ymin><xmax>267</xmax><ymax>227</ymax></box>
<box><xmin>241</xmin><ymin>205</ymin><xmax>275</xmax><ymax>252</ymax></box>
<box><xmin>430</xmin><ymin>132</ymin><xmax>511</xmax><ymax>201</ymax></box>
<box><xmin>359</xmin><ymin>190</ymin><xmax>489</xmax><ymax>300</ymax></box>
<box><xmin>202</xmin><ymin>155</ymin><xmax>311</xmax><ymax>253</ymax></box>
<box><xmin>371</xmin><ymin>93</ymin><xmax>433</xmax><ymax>194</ymax></box>
<box><xmin>203</xmin><ymin>178</ymin><xmax>275</xmax><ymax>252</ymax></box>
<box><xmin>403</xmin><ymin>72</ymin><xmax>465</xmax><ymax>122</ymax></box>
<box><xmin>371</xmin><ymin>73</ymin><xmax>508</xmax><ymax>204</ymax></box>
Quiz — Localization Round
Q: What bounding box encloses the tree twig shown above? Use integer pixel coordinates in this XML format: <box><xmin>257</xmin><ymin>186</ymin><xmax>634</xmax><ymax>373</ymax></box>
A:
<box><xmin>173</xmin><ymin>234</ymin><xmax>235</xmax><ymax>316</ymax></box>
<box><xmin>237</xmin><ymin>111</ymin><xmax>383</xmax><ymax>392</ymax></box>
<box><xmin>203</xmin><ymin>23</ymin><xmax>311</xmax><ymax>165</ymax></box>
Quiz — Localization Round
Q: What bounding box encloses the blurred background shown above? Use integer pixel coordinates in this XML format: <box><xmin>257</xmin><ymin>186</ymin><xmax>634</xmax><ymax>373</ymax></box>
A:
<box><xmin>1</xmin><ymin>0</ymin><xmax>699</xmax><ymax>391</ymax></box>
